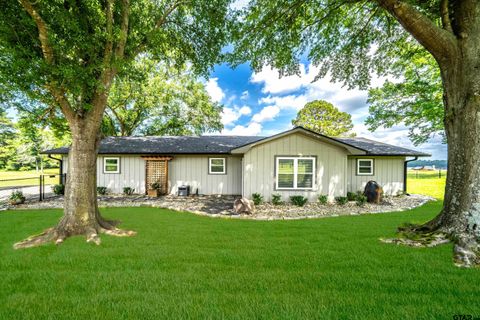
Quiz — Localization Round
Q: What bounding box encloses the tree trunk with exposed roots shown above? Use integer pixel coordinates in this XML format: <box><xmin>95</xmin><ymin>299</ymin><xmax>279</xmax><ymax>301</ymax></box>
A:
<box><xmin>386</xmin><ymin>22</ymin><xmax>480</xmax><ymax>267</ymax></box>
<box><xmin>14</xmin><ymin>106</ymin><xmax>136</xmax><ymax>249</ymax></box>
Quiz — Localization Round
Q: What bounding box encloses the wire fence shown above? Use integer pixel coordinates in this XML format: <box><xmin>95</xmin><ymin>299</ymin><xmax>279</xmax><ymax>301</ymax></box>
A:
<box><xmin>407</xmin><ymin>169</ymin><xmax>447</xmax><ymax>179</ymax></box>
<box><xmin>0</xmin><ymin>174</ymin><xmax>66</xmax><ymax>203</ymax></box>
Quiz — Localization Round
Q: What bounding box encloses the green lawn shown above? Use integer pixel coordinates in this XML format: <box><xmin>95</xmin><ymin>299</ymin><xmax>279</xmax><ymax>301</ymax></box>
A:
<box><xmin>0</xmin><ymin>168</ymin><xmax>60</xmax><ymax>188</ymax></box>
<box><xmin>1</xmin><ymin>203</ymin><xmax>479</xmax><ymax>319</ymax></box>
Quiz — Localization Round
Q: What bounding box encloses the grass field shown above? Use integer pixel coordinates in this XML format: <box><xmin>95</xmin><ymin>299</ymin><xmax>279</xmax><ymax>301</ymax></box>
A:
<box><xmin>1</xmin><ymin>202</ymin><xmax>479</xmax><ymax>319</ymax></box>
<box><xmin>0</xmin><ymin>168</ymin><xmax>60</xmax><ymax>188</ymax></box>
<box><xmin>407</xmin><ymin>169</ymin><xmax>446</xmax><ymax>199</ymax></box>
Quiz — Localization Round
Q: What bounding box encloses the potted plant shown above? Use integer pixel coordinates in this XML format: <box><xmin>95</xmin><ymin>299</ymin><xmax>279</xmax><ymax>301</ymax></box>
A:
<box><xmin>9</xmin><ymin>190</ymin><xmax>26</xmax><ymax>205</ymax></box>
<box><xmin>147</xmin><ymin>182</ymin><xmax>161</xmax><ymax>197</ymax></box>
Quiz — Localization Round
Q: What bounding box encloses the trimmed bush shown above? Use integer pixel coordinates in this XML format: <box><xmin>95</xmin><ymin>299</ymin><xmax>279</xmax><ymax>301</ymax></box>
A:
<box><xmin>252</xmin><ymin>193</ymin><xmax>263</xmax><ymax>205</ymax></box>
<box><xmin>97</xmin><ymin>186</ymin><xmax>108</xmax><ymax>195</ymax></box>
<box><xmin>356</xmin><ymin>194</ymin><xmax>367</xmax><ymax>207</ymax></box>
<box><xmin>335</xmin><ymin>196</ymin><xmax>348</xmax><ymax>205</ymax></box>
<box><xmin>123</xmin><ymin>187</ymin><xmax>135</xmax><ymax>195</ymax></box>
<box><xmin>318</xmin><ymin>194</ymin><xmax>328</xmax><ymax>205</ymax></box>
<box><xmin>290</xmin><ymin>195</ymin><xmax>308</xmax><ymax>207</ymax></box>
<box><xmin>52</xmin><ymin>184</ymin><xmax>65</xmax><ymax>195</ymax></box>
<box><xmin>347</xmin><ymin>192</ymin><xmax>357</xmax><ymax>201</ymax></box>
<box><xmin>271</xmin><ymin>193</ymin><xmax>283</xmax><ymax>205</ymax></box>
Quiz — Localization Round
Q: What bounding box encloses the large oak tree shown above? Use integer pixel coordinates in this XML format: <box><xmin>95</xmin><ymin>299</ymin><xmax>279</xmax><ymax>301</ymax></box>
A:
<box><xmin>232</xmin><ymin>0</ymin><xmax>480</xmax><ymax>267</ymax></box>
<box><xmin>0</xmin><ymin>0</ymin><xmax>232</xmax><ymax>247</ymax></box>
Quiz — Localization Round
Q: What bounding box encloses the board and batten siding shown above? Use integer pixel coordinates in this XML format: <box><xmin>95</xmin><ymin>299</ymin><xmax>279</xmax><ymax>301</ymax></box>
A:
<box><xmin>168</xmin><ymin>155</ymin><xmax>242</xmax><ymax>195</ymax></box>
<box><xmin>347</xmin><ymin>156</ymin><xmax>405</xmax><ymax>195</ymax></box>
<box><xmin>242</xmin><ymin>132</ymin><xmax>348</xmax><ymax>202</ymax></box>
<box><xmin>63</xmin><ymin>155</ymin><xmax>146</xmax><ymax>194</ymax></box>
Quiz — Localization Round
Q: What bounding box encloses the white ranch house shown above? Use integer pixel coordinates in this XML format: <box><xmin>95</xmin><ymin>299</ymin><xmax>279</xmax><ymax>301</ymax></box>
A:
<box><xmin>43</xmin><ymin>127</ymin><xmax>429</xmax><ymax>201</ymax></box>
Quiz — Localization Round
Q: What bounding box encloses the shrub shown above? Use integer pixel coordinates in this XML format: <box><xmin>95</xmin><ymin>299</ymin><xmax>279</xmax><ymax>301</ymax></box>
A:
<box><xmin>271</xmin><ymin>193</ymin><xmax>283</xmax><ymax>205</ymax></box>
<box><xmin>52</xmin><ymin>184</ymin><xmax>65</xmax><ymax>195</ymax></box>
<box><xmin>347</xmin><ymin>192</ymin><xmax>357</xmax><ymax>201</ymax></box>
<box><xmin>318</xmin><ymin>194</ymin><xmax>328</xmax><ymax>205</ymax></box>
<box><xmin>97</xmin><ymin>186</ymin><xmax>108</xmax><ymax>195</ymax></box>
<box><xmin>9</xmin><ymin>190</ymin><xmax>25</xmax><ymax>204</ymax></box>
<box><xmin>335</xmin><ymin>196</ymin><xmax>348</xmax><ymax>205</ymax></box>
<box><xmin>290</xmin><ymin>195</ymin><xmax>308</xmax><ymax>207</ymax></box>
<box><xmin>150</xmin><ymin>182</ymin><xmax>161</xmax><ymax>190</ymax></box>
<box><xmin>123</xmin><ymin>187</ymin><xmax>135</xmax><ymax>195</ymax></box>
<box><xmin>252</xmin><ymin>193</ymin><xmax>263</xmax><ymax>205</ymax></box>
<box><xmin>356</xmin><ymin>195</ymin><xmax>367</xmax><ymax>207</ymax></box>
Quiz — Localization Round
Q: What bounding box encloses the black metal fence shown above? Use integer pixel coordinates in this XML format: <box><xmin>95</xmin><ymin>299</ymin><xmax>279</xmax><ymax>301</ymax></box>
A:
<box><xmin>0</xmin><ymin>173</ymin><xmax>66</xmax><ymax>202</ymax></box>
<box><xmin>407</xmin><ymin>169</ymin><xmax>446</xmax><ymax>179</ymax></box>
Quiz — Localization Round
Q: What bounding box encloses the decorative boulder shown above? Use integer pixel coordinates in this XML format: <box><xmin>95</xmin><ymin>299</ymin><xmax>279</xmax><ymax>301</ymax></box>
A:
<box><xmin>233</xmin><ymin>198</ymin><xmax>255</xmax><ymax>214</ymax></box>
<box><xmin>363</xmin><ymin>180</ymin><xmax>383</xmax><ymax>204</ymax></box>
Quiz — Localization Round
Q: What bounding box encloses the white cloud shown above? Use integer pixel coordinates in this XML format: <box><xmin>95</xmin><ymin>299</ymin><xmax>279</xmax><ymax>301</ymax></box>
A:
<box><xmin>221</xmin><ymin>105</ymin><xmax>252</xmax><ymax>126</ymax></box>
<box><xmin>239</xmin><ymin>105</ymin><xmax>252</xmax><ymax>115</ymax></box>
<box><xmin>205</xmin><ymin>78</ymin><xmax>225</xmax><ymax>103</ymax></box>
<box><xmin>221</xmin><ymin>107</ymin><xmax>240</xmax><ymax>126</ymax></box>
<box><xmin>250</xmin><ymin>64</ymin><xmax>316</xmax><ymax>94</ymax></box>
<box><xmin>222</xmin><ymin>122</ymin><xmax>262</xmax><ymax>136</ymax></box>
<box><xmin>252</xmin><ymin>105</ymin><xmax>280</xmax><ymax>123</ymax></box>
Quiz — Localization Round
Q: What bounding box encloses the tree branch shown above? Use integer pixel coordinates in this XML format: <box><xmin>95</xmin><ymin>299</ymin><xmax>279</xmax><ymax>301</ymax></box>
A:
<box><xmin>130</xmin><ymin>0</ymin><xmax>186</xmax><ymax>58</ymax></box>
<box><xmin>115</xmin><ymin>0</ymin><xmax>130</xmax><ymax>60</ymax></box>
<box><xmin>18</xmin><ymin>0</ymin><xmax>54</xmax><ymax>64</ymax></box>
<box><xmin>19</xmin><ymin>0</ymin><xmax>76</xmax><ymax>120</ymax></box>
<box><xmin>440</xmin><ymin>0</ymin><xmax>453</xmax><ymax>33</ymax></box>
<box><xmin>376</xmin><ymin>0</ymin><xmax>458</xmax><ymax>61</ymax></box>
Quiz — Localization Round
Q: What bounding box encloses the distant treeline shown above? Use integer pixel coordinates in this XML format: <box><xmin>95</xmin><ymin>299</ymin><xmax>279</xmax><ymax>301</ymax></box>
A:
<box><xmin>407</xmin><ymin>160</ymin><xmax>447</xmax><ymax>169</ymax></box>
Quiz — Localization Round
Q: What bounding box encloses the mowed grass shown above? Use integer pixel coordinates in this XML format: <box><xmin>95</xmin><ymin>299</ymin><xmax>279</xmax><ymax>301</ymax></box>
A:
<box><xmin>407</xmin><ymin>170</ymin><xmax>446</xmax><ymax>200</ymax></box>
<box><xmin>0</xmin><ymin>168</ymin><xmax>60</xmax><ymax>188</ymax></box>
<box><xmin>1</xmin><ymin>203</ymin><xmax>480</xmax><ymax>319</ymax></box>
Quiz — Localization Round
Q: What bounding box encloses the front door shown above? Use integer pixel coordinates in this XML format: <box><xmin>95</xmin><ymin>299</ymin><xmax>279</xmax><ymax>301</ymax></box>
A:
<box><xmin>145</xmin><ymin>160</ymin><xmax>169</xmax><ymax>195</ymax></box>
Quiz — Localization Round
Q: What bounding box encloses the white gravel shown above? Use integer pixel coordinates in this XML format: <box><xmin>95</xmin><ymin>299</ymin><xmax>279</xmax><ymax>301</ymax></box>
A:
<box><xmin>3</xmin><ymin>194</ymin><xmax>435</xmax><ymax>220</ymax></box>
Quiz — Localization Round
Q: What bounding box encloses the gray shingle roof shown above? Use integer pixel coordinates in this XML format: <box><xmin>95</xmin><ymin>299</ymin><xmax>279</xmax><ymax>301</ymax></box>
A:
<box><xmin>42</xmin><ymin>129</ymin><xmax>430</xmax><ymax>157</ymax></box>
<box><xmin>42</xmin><ymin>135</ymin><xmax>266</xmax><ymax>155</ymax></box>
<box><xmin>335</xmin><ymin>137</ymin><xmax>430</xmax><ymax>156</ymax></box>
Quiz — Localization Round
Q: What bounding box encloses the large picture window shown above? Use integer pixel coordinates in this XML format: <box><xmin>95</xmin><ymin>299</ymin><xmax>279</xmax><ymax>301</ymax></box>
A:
<box><xmin>356</xmin><ymin>159</ymin><xmax>374</xmax><ymax>175</ymax></box>
<box><xmin>276</xmin><ymin>157</ymin><xmax>315</xmax><ymax>190</ymax></box>
<box><xmin>209</xmin><ymin>158</ymin><xmax>226</xmax><ymax>174</ymax></box>
<box><xmin>104</xmin><ymin>157</ymin><xmax>120</xmax><ymax>173</ymax></box>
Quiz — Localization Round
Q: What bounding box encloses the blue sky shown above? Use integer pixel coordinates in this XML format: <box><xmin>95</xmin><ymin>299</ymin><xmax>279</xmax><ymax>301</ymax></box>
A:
<box><xmin>206</xmin><ymin>61</ymin><xmax>447</xmax><ymax>160</ymax></box>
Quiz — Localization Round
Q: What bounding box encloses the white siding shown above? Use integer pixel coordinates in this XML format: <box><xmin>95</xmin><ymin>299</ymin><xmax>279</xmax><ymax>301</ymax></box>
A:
<box><xmin>168</xmin><ymin>155</ymin><xmax>242</xmax><ymax>195</ymax></box>
<box><xmin>242</xmin><ymin>132</ymin><xmax>348</xmax><ymax>202</ymax></box>
<box><xmin>63</xmin><ymin>155</ymin><xmax>146</xmax><ymax>194</ymax></box>
<box><xmin>347</xmin><ymin>157</ymin><xmax>405</xmax><ymax>195</ymax></box>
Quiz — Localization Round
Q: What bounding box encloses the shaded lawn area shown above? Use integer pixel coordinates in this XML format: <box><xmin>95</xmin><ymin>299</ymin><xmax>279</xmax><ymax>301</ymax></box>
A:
<box><xmin>1</xmin><ymin>202</ymin><xmax>479</xmax><ymax>319</ymax></box>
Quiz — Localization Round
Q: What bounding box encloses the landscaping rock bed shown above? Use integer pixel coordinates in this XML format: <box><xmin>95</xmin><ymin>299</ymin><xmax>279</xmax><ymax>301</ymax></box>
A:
<box><xmin>4</xmin><ymin>193</ymin><xmax>434</xmax><ymax>219</ymax></box>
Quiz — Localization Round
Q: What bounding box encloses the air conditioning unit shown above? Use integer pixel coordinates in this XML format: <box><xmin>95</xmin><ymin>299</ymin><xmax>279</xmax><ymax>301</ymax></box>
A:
<box><xmin>178</xmin><ymin>185</ymin><xmax>190</xmax><ymax>196</ymax></box>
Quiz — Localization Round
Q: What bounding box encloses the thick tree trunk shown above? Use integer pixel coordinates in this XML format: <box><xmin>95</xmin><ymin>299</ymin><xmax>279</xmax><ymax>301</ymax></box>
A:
<box><xmin>14</xmin><ymin>113</ymin><xmax>135</xmax><ymax>249</ymax></box>
<box><xmin>401</xmin><ymin>34</ymin><xmax>480</xmax><ymax>266</ymax></box>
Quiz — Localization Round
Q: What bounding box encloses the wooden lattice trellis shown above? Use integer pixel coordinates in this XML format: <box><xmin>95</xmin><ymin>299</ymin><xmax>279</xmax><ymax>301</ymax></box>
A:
<box><xmin>144</xmin><ymin>157</ymin><xmax>172</xmax><ymax>195</ymax></box>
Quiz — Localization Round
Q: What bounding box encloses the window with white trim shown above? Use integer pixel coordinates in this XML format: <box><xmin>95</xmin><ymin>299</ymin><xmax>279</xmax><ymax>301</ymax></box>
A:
<box><xmin>276</xmin><ymin>157</ymin><xmax>315</xmax><ymax>190</ymax></box>
<box><xmin>104</xmin><ymin>157</ymin><xmax>120</xmax><ymax>173</ymax></box>
<box><xmin>209</xmin><ymin>158</ymin><xmax>226</xmax><ymax>174</ymax></box>
<box><xmin>357</xmin><ymin>159</ymin><xmax>373</xmax><ymax>175</ymax></box>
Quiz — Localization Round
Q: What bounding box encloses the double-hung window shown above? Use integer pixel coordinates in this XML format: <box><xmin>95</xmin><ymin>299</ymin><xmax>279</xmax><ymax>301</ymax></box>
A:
<box><xmin>276</xmin><ymin>157</ymin><xmax>315</xmax><ymax>190</ymax></box>
<box><xmin>209</xmin><ymin>158</ymin><xmax>226</xmax><ymax>174</ymax></box>
<box><xmin>356</xmin><ymin>159</ymin><xmax>374</xmax><ymax>175</ymax></box>
<box><xmin>104</xmin><ymin>157</ymin><xmax>120</xmax><ymax>173</ymax></box>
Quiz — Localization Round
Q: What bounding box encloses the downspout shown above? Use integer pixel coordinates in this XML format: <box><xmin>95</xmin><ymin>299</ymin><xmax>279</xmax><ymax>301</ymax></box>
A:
<box><xmin>404</xmin><ymin>156</ymin><xmax>418</xmax><ymax>194</ymax></box>
<box><xmin>48</xmin><ymin>154</ymin><xmax>64</xmax><ymax>184</ymax></box>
